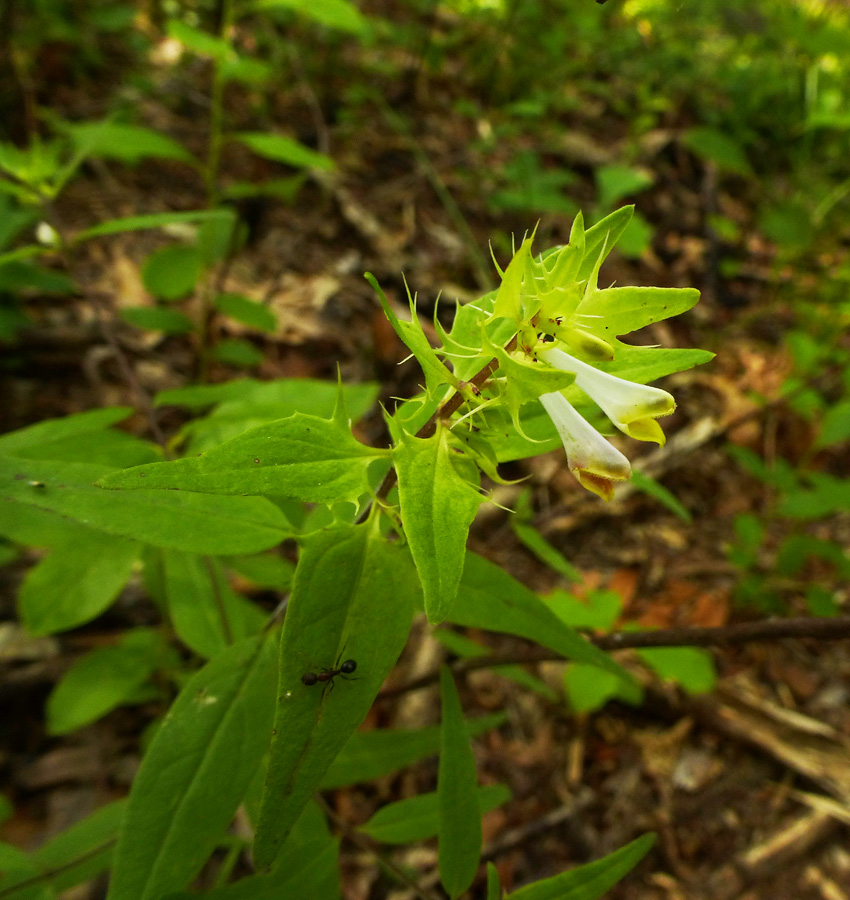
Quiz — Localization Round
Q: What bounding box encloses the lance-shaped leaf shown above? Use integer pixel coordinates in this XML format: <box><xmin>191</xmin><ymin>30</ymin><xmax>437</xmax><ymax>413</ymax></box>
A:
<box><xmin>19</xmin><ymin>530</ymin><xmax>139</xmax><ymax>635</ymax></box>
<box><xmin>253</xmin><ymin>523</ymin><xmax>415</xmax><ymax>868</ymax></box>
<box><xmin>575</xmin><ymin>285</ymin><xmax>700</xmax><ymax>339</ymax></box>
<box><xmin>490</xmin><ymin>230</ymin><xmax>535</xmax><ymax>322</ymax></box>
<box><xmin>0</xmin><ymin>456</ymin><xmax>289</xmax><ymax>555</ymax></box>
<box><xmin>453</xmin><ymin>551</ymin><xmax>631</xmax><ymax>682</ymax></box>
<box><xmin>106</xmin><ymin>634</ymin><xmax>278</xmax><ymax>900</ymax></box>
<box><xmin>575</xmin><ymin>206</ymin><xmax>634</xmax><ymax>284</ymax></box>
<box><xmin>0</xmin><ymin>407</ymin><xmax>133</xmax><ymax>454</ymax></box>
<box><xmin>366</xmin><ymin>273</ymin><xmax>458</xmax><ymax>394</ymax></box>
<box><xmin>505</xmin><ymin>833</ymin><xmax>655</xmax><ymax>899</ymax></box>
<box><xmin>393</xmin><ymin>428</ymin><xmax>484</xmax><ymax>624</ymax></box>
<box><xmin>438</xmin><ymin>666</ymin><xmax>482</xmax><ymax>898</ymax></box>
<box><xmin>98</xmin><ymin>409</ymin><xmax>387</xmax><ymax>505</ymax></box>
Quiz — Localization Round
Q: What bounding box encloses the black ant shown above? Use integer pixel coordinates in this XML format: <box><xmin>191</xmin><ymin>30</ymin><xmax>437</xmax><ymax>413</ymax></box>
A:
<box><xmin>301</xmin><ymin>646</ymin><xmax>358</xmax><ymax>697</ymax></box>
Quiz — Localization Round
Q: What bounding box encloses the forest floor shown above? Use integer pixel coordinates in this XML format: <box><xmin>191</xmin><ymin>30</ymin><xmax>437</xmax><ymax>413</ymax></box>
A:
<box><xmin>2</xmin><ymin>27</ymin><xmax>850</xmax><ymax>900</ymax></box>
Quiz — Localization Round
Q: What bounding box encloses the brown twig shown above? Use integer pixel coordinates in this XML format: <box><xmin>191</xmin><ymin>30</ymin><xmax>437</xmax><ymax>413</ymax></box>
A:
<box><xmin>379</xmin><ymin>616</ymin><xmax>850</xmax><ymax>699</ymax></box>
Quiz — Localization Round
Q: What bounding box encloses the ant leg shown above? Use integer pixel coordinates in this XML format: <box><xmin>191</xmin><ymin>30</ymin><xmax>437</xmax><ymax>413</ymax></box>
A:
<box><xmin>333</xmin><ymin>638</ymin><xmax>348</xmax><ymax>672</ymax></box>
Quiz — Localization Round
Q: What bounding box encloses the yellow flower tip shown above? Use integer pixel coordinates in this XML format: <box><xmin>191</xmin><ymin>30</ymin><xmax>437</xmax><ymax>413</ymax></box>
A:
<box><xmin>623</xmin><ymin>417</ymin><xmax>667</xmax><ymax>446</ymax></box>
<box><xmin>575</xmin><ymin>470</ymin><xmax>617</xmax><ymax>501</ymax></box>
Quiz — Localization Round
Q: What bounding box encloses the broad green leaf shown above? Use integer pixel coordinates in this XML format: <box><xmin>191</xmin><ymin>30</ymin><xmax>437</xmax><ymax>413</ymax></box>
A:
<box><xmin>19</xmin><ymin>531</ymin><xmax>139</xmax><ymax>635</ymax></box>
<box><xmin>597</xmin><ymin>344</ymin><xmax>715</xmax><ymax>384</ymax></box>
<box><xmin>253</xmin><ymin>524</ymin><xmax>415</xmax><ymax>868</ymax></box>
<box><xmin>454</xmin><ymin>552</ymin><xmax>630</xmax><ymax>681</ymax></box>
<box><xmin>162</xmin><ymin>551</ymin><xmax>265</xmax><ymax>657</ymax></box>
<box><xmin>76</xmin><ymin>209</ymin><xmax>236</xmax><ymax>242</ymax></box>
<box><xmin>142</xmin><ymin>245</ymin><xmax>203</xmax><ymax>301</ymax></box>
<box><xmin>546</xmin><ymin>589</ymin><xmax>622</xmax><ymax>632</ymax></box>
<box><xmin>235</xmin><ymin>132</ymin><xmax>335</xmax><ymax>171</ymax></box>
<box><xmin>98</xmin><ymin>410</ymin><xmax>388</xmax><ymax>504</ymax></box>
<box><xmin>0</xmin><ymin>844</ymin><xmax>52</xmax><ymax>900</ymax></box>
<box><xmin>164</xmin><ymin>804</ymin><xmax>340</xmax><ymax>900</ymax></box>
<box><xmin>637</xmin><ymin>646</ymin><xmax>716</xmax><ymax>694</ymax></box>
<box><xmin>253</xmin><ymin>0</ymin><xmax>370</xmax><ymax>35</ymax></box>
<box><xmin>0</xmin><ymin>408</ymin><xmax>133</xmax><ymax>454</ymax></box>
<box><xmin>506</xmin><ymin>833</ymin><xmax>655</xmax><ymax>899</ymax></box>
<box><xmin>166</xmin><ymin>20</ymin><xmax>232</xmax><ymax>60</ymax></box>
<box><xmin>0</xmin><ymin>456</ymin><xmax>290</xmax><ymax>554</ymax></box>
<box><xmin>68</xmin><ymin>121</ymin><xmax>195</xmax><ymax>165</ymax></box>
<box><xmin>0</xmin><ymin>260</ymin><xmax>75</xmax><ymax>294</ymax></box>
<box><xmin>121</xmin><ymin>306</ymin><xmax>195</xmax><ymax>335</ymax></box>
<box><xmin>438</xmin><ymin>667</ymin><xmax>482</xmax><ymax>898</ymax></box>
<box><xmin>781</xmin><ymin>475</ymin><xmax>850</xmax><ymax>518</ymax></box>
<box><xmin>816</xmin><ymin>400</ymin><xmax>850</xmax><ymax>449</ymax></box>
<box><xmin>394</xmin><ymin>428</ymin><xmax>483</xmax><ymax>624</ymax></box>
<box><xmin>106</xmin><ymin>635</ymin><xmax>278</xmax><ymax>900</ymax></box>
<box><xmin>31</xmin><ymin>801</ymin><xmax>125</xmax><ymax>893</ymax></box>
<box><xmin>211</xmin><ymin>337</ymin><xmax>265</xmax><ymax>367</ymax></box>
<box><xmin>10</xmin><ymin>429</ymin><xmax>160</xmax><ymax>469</ymax></box>
<box><xmin>577</xmin><ymin>286</ymin><xmax>700</xmax><ymax>338</ymax></box>
<box><xmin>362</xmin><ymin>784</ymin><xmax>510</xmax><ymax>845</ymax></box>
<box><xmin>320</xmin><ymin>713</ymin><xmax>505</xmax><ymax>788</ymax></box>
<box><xmin>0</xmin><ymin>501</ymin><xmax>85</xmax><ymax>548</ymax></box>
<box><xmin>214</xmin><ymin>293</ymin><xmax>278</xmax><ymax>332</ymax></box>
<box><xmin>435</xmin><ymin>630</ymin><xmax>558</xmax><ymax>701</ymax></box>
<box><xmin>596</xmin><ymin>165</ymin><xmax>653</xmax><ymax>211</ymax></box>
<box><xmin>682</xmin><ymin>128</ymin><xmax>751</xmax><ymax>176</ymax></box>
<box><xmin>46</xmin><ymin>630</ymin><xmax>165</xmax><ymax>734</ymax></box>
<box><xmin>565</xmin><ymin>663</ymin><xmax>641</xmax><ymax>714</ymax></box>
<box><xmin>227</xmin><ymin>552</ymin><xmax>295</xmax><ymax>589</ymax></box>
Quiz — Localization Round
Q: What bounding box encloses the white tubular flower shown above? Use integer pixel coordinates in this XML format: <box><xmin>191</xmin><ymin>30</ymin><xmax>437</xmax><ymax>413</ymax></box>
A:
<box><xmin>540</xmin><ymin>346</ymin><xmax>676</xmax><ymax>446</ymax></box>
<box><xmin>539</xmin><ymin>391</ymin><xmax>631</xmax><ymax>502</ymax></box>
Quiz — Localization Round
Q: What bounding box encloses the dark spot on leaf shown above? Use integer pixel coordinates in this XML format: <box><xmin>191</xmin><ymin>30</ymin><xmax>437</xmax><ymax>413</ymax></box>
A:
<box><xmin>254</xmin><ymin>458</ymin><xmax>260</xmax><ymax>464</ymax></box>
<box><xmin>14</xmin><ymin>474</ymin><xmax>24</xmax><ymax>480</ymax></box>
<box><xmin>140</xmin><ymin>473</ymin><xmax>146</xmax><ymax>477</ymax></box>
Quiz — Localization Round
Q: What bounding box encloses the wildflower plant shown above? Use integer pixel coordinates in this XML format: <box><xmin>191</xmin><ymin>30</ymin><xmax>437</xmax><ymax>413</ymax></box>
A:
<box><xmin>0</xmin><ymin>205</ymin><xmax>710</xmax><ymax>899</ymax></box>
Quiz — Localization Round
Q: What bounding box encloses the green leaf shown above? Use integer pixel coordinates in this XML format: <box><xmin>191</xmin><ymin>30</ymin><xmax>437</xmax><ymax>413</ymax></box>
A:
<box><xmin>10</xmin><ymin>429</ymin><xmax>160</xmax><ymax>469</ymax></box>
<box><xmin>394</xmin><ymin>429</ymin><xmax>483</xmax><ymax>624</ymax></box>
<box><xmin>816</xmin><ymin>400</ymin><xmax>850</xmax><ymax>449</ymax></box>
<box><xmin>227</xmin><ymin>552</ymin><xmax>295</xmax><ymax>589</ymax></box>
<box><xmin>164</xmin><ymin>804</ymin><xmax>341</xmax><ymax>900</ymax></box>
<box><xmin>1</xmin><ymin>456</ymin><xmax>290</xmax><ymax>554</ymax></box>
<box><xmin>577</xmin><ymin>286</ymin><xmax>700</xmax><ymax>338</ymax></box>
<box><xmin>505</xmin><ymin>833</ymin><xmax>655</xmax><ymax>899</ymax></box>
<box><xmin>491</xmin><ymin>232</ymin><xmax>535</xmax><ymax>321</ymax></box>
<box><xmin>162</xmin><ymin>552</ymin><xmax>265</xmax><ymax>657</ymax></box>
<box><xmin>435</xmin><ymin>630</ymin><xmax>558</xmax><ymax>701</ymax></box>
<box><xmin>214</xmin><ymin>293</ymin><xmax>278</xmax><ymax>332</ymax></box>
<box><xmin>629</xmin><ymin>470</ymin><xmax>692</xmax><ymax>523</ymax></box>
<box><xmin>253</xmin><ymin>0</ymin><xmax>370</xmax><ymax>35</ymax></box>
<box><xmin>0</xmin><ymin>260</ymin><xmax>75</xmax><ymax>294</ymax></box>
<box><xmin>18</xmin><ymin>531</ymin><xmax>139</xmax><ymax>635</ymax></box>
<box><xmin>361</xmin><ymin>784</ymin><xmax>510</xmax><ymax>845</ymax></box>
<box><xmin>46</xmin><ymin>630</ymin><xmax>165</xmax><ymax>733</ymax></box>
<box><xmin>106</xmin><ymin>635</ymin><xmax>278</xmax><ymax>900</ymax></box>
<box><xmin>547</xmin><ymin>589</ymin><xmax>621</xmax><ymax>632</ymax></box>
<box><xmin>211</xmin><ymin>337</ymin><xmax>265</xmax><ymax>367</ymax></box>
<box><xmin>32</xmin><ymin>801</ymin><xmax>125</xmax><ymax>893</ymax></box>
<box><xmin>681</xmin><ymin>128</ymin><xmax>752</xmax><ymax>176</ymax></box>
<box><xmin>511</xmin><ymin>520</ymin><xmax>580</xmax><ymax>582</ymax></box>
<box><xmin>98</xmin><ymin>410</ymin><xmax>388</xmax><ymax>504</ymax></box>
<box><xmin>320</xmin><ymin>713</ymin><xmax>505</xmax><ymax>788</ymax></box>
<box><xmin>120</xmin><ymin>306</ymin><xmax>195</xmax><ymax>334</ymax></box>
<box><xmin>438</xmin><ymin>667</ymin><xmax>482</xmax><ymax>898</ymax></box>
<box><xmin>488</xmin><ymin>863</ymin><xmax>502</xmax><ymax>900</ymax></box>
<box><xmin>366</xmin><ymin>273</ymin><xmax>458</xmax><ymax>394</ymax></box>
<box><xmin>253</xmin><ymin>524</ymin><xmax>415</xmax><ymax>868</ymax></box>
<box><xmin>235</xmin><ymin>132</ymin><xmax>335</xmax><ymax>171</ymax></box>
<box><xmin>597</xmin><ymin>344</ymin><xmax>715</xmax><ymax>384</ymax></box>
<box><xmin>68</xmin><ymin>121</ymin><xmax>195</xmax><ymax>165</ymax></box>
<box><xmin>453</xmin><ymin>552</ymin><xmax>630</xmax><ymax>682</ymax></box>
<box><xmin>0</xmin><ymin>802</ymin><xmax>124</xmax><ymax>898</ymax></box>
<box><xmin>576</xmin><ymin>207</ymin><xmax>634</xmax><ymax>284</ymax></box>
<box><xmin>0</xmin><ymin>408</ymin><xmax>133</xmax><ymax>454</ymax></box>
<box><xmin>75</xmin><ymin>208</ymin><xmax>237</xmax><ymax>242</ymax></box>
<box><xmin>637</xmin><ymin>646</ymin><xmax>716</xmax><ymax>695</ymax></box>
<box><xmin>166</xmin><ymin>20</ymin><xmax>232</xmax><ymax>60</ymax></box>
<box><xmin>142</xmin><ymin>245</ymin><xmax>203</xmax><ymax>301</ymax></box>
<box><xmin>596</xmin><ymin>165</ymin><xmax>653</xmax><ymax>211</ymax></box>
<box><xmin>565</xmin><ymin>663</ymin><xmax>641</xmax><ymax>714</ymax></box>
